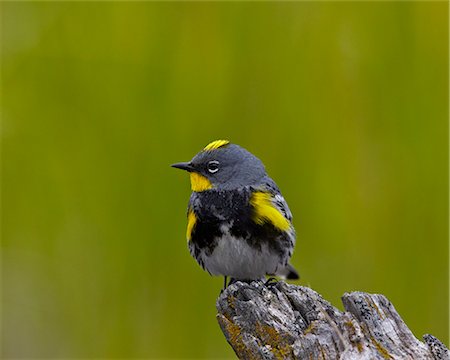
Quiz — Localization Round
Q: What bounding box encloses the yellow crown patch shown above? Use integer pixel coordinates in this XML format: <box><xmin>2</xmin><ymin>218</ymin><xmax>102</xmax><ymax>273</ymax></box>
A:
<box><xmin>203</xmin><ymin>139</ymin><xmax>230</xmax><ymax>151</ymax></box>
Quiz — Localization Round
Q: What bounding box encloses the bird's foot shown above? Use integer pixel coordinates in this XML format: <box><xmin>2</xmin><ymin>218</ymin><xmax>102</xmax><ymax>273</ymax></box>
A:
<box><xmin>264</xmin><ymin>277</ymin><xmax>279</xmax><ymax>287</ymax></box>
<box><xmin>221</xmin><ymin>276</ymin><xmax>239</xmax><ymax>294</ymax></box>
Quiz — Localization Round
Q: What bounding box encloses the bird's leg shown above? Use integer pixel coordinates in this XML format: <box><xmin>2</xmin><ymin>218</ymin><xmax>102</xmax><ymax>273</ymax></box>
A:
<box><xmin>223</xmin><ymin>276</ymin><xmax>228</xmax><ymax>291</ymax></box>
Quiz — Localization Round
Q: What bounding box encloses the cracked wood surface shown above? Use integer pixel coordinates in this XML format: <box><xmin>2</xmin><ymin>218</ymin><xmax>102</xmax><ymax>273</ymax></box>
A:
<box><xmin>216</xmin><ymin>281</ymin><xmax>449</xmax><ymax>360</ymax></box>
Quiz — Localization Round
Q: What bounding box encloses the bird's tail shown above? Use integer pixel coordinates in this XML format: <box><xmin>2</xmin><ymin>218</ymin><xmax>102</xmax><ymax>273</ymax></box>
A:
<box><xmin>276</xmin><ymin>263</ymin><xmax>300</xmax><ymax>280</ymax></box>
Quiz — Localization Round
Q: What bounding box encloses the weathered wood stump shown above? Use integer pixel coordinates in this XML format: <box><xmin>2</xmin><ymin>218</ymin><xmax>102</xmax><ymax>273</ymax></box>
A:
<box><xmin>216</xmin><ymin>281</ymin><xmax>449</xmax><ymax>359</ymax></box>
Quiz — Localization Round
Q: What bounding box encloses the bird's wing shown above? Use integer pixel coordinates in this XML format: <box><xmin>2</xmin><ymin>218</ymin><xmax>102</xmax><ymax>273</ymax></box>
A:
<box><xmin>272</xmin><ymin>193</ymin><xmax>293</xmax><ymax>222</ymax></box>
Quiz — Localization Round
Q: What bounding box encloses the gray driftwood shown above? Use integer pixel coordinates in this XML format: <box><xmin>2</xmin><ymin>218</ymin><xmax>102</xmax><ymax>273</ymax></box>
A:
<box><xmin>216</xmin><ymin>281</ymin><xmax>449</xmax><ymax>359</ymax></box>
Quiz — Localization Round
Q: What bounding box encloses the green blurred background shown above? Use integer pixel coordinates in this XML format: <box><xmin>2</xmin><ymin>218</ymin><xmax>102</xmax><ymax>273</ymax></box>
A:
<box><xmin>2</xmin><ymin>2</ymin><xmax>448</xmax><ymax>358</ymax></box>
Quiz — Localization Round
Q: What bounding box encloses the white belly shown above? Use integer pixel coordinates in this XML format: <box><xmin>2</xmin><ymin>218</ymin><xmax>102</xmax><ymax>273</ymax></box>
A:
<box><xmin>201</xmin><ymin>233</ymin><xmax>281</xmax><ymax>280</ymax></box>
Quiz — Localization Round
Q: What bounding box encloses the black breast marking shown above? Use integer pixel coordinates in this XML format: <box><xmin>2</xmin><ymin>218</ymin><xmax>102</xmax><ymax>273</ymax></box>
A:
<box><xmin>190</xmin><ymin>189</ymin><xmax>291</xmax><ymax>259</ymax></box>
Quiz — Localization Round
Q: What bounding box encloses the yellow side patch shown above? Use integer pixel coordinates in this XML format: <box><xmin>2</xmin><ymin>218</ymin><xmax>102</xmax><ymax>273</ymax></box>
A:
<box><xmin>204</xmin><ymin>139</ymin><xmax>230</xmax><ymax>151</ymax></box>
<box><xmin>250</xmin><ymin>192</ymin><xmax>291</xmax><ymax>231</ymax></box>
<box><xmin>186</xmin><ymin>209</ymin><xmax>197</xmax><ymax>242</ymax></box>
<box><xmin>190</xmin><ymin>172</ymin><xmax>213</xmax><ymax>192</ymax></box>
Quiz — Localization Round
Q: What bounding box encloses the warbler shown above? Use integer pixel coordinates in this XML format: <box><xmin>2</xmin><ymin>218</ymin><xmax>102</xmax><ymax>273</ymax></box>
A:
<box><xmin>172</xmin><ymin>140</ymin><xmax>299</xmax><ymax>287</ymax></box>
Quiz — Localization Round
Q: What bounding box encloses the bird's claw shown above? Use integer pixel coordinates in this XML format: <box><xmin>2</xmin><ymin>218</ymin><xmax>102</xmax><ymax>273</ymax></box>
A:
<box><xmin>265</xmin><ymin>277</ymin><xmax>279</xmax><ymax>287</ymax></box>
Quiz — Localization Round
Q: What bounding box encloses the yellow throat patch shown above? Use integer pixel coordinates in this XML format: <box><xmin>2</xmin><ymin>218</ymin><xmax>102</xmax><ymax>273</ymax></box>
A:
<box><xmin>250</xmin><ymin>192</ymin><xmax>291</xmax><ymax>231</ymax></box>
<box><xmin>186</xmin><ymin>209</ymin><xmax>197</xmax><ymax>242</ymax></box>
<box><xmin>190</xmin><ymin>172</ymin><xmax>212</xmax><ymax>192</ymax></box>
<box><xmin>203</xmin><ymin>139</ymin><xmax>230</xmax><ymax>151</ymax></box>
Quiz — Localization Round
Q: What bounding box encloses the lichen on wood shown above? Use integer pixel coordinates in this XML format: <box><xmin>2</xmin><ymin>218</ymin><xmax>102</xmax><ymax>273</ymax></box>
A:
<box><xmin>216</xmin><ymin>281</ymin><xmax>449</xmax><ymax>360</ymax></box>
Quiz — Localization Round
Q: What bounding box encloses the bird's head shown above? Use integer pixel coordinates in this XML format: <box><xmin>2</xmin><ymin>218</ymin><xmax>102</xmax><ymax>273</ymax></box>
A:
<box><xmin>171</xmin><ymin>140</ymin><xmax>266</xmax><ymax>192</ymax></box>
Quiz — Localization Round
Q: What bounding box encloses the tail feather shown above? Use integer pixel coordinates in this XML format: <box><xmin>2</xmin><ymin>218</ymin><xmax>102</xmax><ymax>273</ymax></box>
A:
<box><xmin>276</xmin><ymin>263</ymin><xmax>300</xmax><ymax>280</ymax></box>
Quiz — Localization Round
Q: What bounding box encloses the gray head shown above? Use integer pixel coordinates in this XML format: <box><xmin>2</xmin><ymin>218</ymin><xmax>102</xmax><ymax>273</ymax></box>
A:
<box><xmin>171</xmin><ymin>140</ymin><xmax>267</xmax><ymax>191</ymax></box>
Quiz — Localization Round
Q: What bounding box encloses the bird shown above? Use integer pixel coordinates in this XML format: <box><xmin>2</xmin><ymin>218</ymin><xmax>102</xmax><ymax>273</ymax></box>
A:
<box><xmin>171</xmin><ymin>140</ymin><xmax>299</xmax><ymax>288</ymax></box>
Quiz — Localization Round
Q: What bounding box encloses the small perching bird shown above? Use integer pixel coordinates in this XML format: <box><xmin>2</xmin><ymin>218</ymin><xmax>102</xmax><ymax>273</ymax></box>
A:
<box><xmin>172</xmin><ymin>140</ymin><xmax>299</xmax><ymax>288</ymax></box>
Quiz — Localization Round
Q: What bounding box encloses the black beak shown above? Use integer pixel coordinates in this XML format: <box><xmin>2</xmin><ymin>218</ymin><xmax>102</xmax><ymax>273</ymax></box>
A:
<box><xmin>171</xmin><ymin>162</ymin><xmax>194</xmax><ymax>172</ymax></box>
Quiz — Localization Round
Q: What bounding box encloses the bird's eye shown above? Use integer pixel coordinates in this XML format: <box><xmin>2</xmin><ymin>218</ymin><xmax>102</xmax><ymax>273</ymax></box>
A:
<box><xmin>207</xmin><ymin>160</ymin><xmax>220</xmax><ymax>173</ymax></box>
